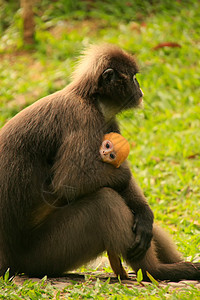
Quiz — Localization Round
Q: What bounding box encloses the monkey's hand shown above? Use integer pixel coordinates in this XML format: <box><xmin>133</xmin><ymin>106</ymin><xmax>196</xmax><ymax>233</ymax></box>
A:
<box><xmin>127</xmin><ymin>208</ymin><xmax>153</xmax><ymax>261</ymax></box>
<box><xmin>118</xmin><ymin>174</ymin><xmax>154</xmax><ymax>261</ymax></box>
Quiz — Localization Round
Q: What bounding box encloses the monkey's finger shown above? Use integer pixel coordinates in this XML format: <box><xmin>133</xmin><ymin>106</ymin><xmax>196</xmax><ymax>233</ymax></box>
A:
<box><xmin>127</xmin><ymin>243</ymin><xmax>147</xmax><ymax>261</ymax></box>
<box><xmin>127</xmin><ymin>239</ymin><xmax>150</xmax><ymax>261</ymax></box>
<box><xmin>127</xmin><ymin>229</ymin><xmax>152</xmax><ymax>260</ymax></box>
<box><xmin>132</xmin><ymin>241</ymin><xmax>148</xmax><ymax>258</ymax></box>
<box><xmin>127</xmin><ymin>236</ymin><xmax>144</xmax><ymax>259</ymax></box>
<box><xmin>137</xmin><ymin>235</ymin><xmax>152</xmax><ymax>255</ymax></box>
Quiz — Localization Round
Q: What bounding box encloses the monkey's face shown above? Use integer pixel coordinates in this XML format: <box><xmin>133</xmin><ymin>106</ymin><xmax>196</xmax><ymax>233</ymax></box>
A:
<box><xmin>100</xmin><ymin>133</ymin><xmax>130</xmax><ymax>168</ymax></box>
<box><xmin>99</xmin><ymin>140</ymin><xmax>118</xmax><ymax>167</ymax></box>
<box><xmin>98</xmin><ymin>66</ymin><xmax>143</xmax><ymax>113</ymax></box>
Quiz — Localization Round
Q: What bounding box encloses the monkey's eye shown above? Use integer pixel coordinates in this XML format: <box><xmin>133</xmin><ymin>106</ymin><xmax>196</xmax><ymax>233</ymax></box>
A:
<box><xmin>133</xmin><ymin>75</ymin><xmax>139</xmax><ymax>87</ymax></box>
<box><xmin>133</xmin><ymin>75</ymin><xmax>137</xmax><ymax>82</ymax></box>
<box><xmin>103</xmin><ymin>140</ymin><xmax>112</xmax><ymax>149</ymax></box>
<box><xmin>110</xmin><ymin>153</ymin><xmax>115</xmax><ymax>160</ymax></box>
<box><xmin>102</xmin><ymin>140</ymin><xmax>113</xmax><ymax>151</ymax></box>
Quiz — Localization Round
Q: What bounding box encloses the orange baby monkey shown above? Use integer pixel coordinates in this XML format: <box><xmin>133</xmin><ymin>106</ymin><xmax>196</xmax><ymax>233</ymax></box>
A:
<box><xmin>100</xmin><ymin>132</ymin><xmax>130</xmax><ymax>279</ymax></box>
<box><xmin>99</xmin><ymin>132</ymin><xmax>130</xmax><ymax>168</ymax></box>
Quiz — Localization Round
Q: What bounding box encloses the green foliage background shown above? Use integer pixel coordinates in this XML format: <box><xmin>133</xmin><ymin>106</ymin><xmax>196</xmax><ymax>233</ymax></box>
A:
<box><xmin>0</xmin><ymin>0</ymin><xmax>200</xmax><ymax>298</ymax></box>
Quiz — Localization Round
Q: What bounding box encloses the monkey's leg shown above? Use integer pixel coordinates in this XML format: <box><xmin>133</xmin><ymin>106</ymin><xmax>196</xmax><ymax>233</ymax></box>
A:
<box><xmin>127</xmin><ymin>226</ymin><xmax>200</xmax><ymax>281</ymax></box>
<box><xmin>107</xmin><ymin>251</ymin><xmax>129</xmax><ymax>279</ymax></box>
<box><xmin>16</xmin><ymin>188</ymin><xmax>134</xmax><ymax>277</ymax></box>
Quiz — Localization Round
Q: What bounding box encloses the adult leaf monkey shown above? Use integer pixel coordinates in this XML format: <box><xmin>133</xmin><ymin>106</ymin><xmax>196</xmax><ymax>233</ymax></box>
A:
<box><xmin>0</xmin><ymin>44</ymin><xmax>199</xmax><ymax>281</ymax></box>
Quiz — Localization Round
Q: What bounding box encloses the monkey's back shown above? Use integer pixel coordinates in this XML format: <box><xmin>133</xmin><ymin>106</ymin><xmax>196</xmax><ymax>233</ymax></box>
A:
<box><xmin>0</xmin><ymin>87</ymin><xmax>104</xmax><ymax>246</ymax></box>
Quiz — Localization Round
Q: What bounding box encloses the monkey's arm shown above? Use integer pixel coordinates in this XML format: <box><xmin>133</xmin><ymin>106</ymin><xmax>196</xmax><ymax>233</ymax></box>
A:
<box><xmin>105</xmin><ymin>122</ymin><xmax>154</xmax><ymax>258</ymax></box>
<box><xmin>51</xmin><ymin>121</ymin><xmax>153</xmax><ymax>259</ymax></box>
<box><xmin>51</xmin><ymin>132</ymin><xmax>131</xmax><ymax>202</ymax></box>
<box><xmin>53</xmin><ymin>137</ymin><xmax>153</xmax><ymax>260</ymax></box>
<box><xmin>119</xmin><ymin>173</ymin><xmax>154</xmax><ymax>260</ymax></box>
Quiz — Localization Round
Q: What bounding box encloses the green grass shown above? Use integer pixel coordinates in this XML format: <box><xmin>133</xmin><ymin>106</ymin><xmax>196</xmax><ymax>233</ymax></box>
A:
<box><xmin>0</xmin><ymin>0</ymin><xmax>200</xmax><ymax>298</ymax></box>
<box><xmin>1</xmin><ymin>274</ymin><xmax>200</xmax><ymax>299</ymax></box>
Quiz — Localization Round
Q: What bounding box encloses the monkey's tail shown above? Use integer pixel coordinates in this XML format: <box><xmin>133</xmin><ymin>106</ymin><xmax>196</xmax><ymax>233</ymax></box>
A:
<box><xmin>135</xmin><ymin>261</ymin><xmax>200</xmax><ymax>282</ymax></box>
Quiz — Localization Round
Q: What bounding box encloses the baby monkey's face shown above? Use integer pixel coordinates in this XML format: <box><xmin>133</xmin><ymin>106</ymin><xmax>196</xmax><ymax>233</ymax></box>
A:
<box><xmin>100</xmin><ymin>139</ymin><xmax>117</xmax><ymax>165</ymax></box>
<box><xmin>99</xmin><ymin>133</ymin><xmax>130</xmax><ymax>168</ymax></box>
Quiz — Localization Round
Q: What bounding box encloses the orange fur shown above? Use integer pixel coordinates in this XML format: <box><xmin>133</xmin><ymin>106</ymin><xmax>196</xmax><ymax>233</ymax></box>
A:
<box><xmin>101</xmin><ymin>133</ymin><xmax>130</xmax><ymax>168</ymax></box>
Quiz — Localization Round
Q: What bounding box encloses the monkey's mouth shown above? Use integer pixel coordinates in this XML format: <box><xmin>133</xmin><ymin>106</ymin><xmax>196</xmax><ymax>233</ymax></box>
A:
<box><xmin>139</xmin><ymin>97</ymin><xmax>143</xmax><ymax>104</ymax></box>
<box><xmin>137</xmin><ymin>88</ymin><xmax>144</xmax><ymax>107</ymax></box>
<box><xmin>137</xmin><ymin>97</ymin><xmax>144</xmax><ymax>108</ymax></box>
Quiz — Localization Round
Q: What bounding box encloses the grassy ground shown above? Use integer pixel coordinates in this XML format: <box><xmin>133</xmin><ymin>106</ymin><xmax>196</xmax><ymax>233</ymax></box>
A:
<box><xmin>0</xmin><ymin>0</ymin><xmax>200</xmax><ymax>298</ymax></box>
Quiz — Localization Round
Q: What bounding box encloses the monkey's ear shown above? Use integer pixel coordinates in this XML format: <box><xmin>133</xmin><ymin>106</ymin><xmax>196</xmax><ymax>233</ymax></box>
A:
<box><xmin>101</xmin><ymin>68</ymin><xmax>117</xmax><ymax>83</ymax></box>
